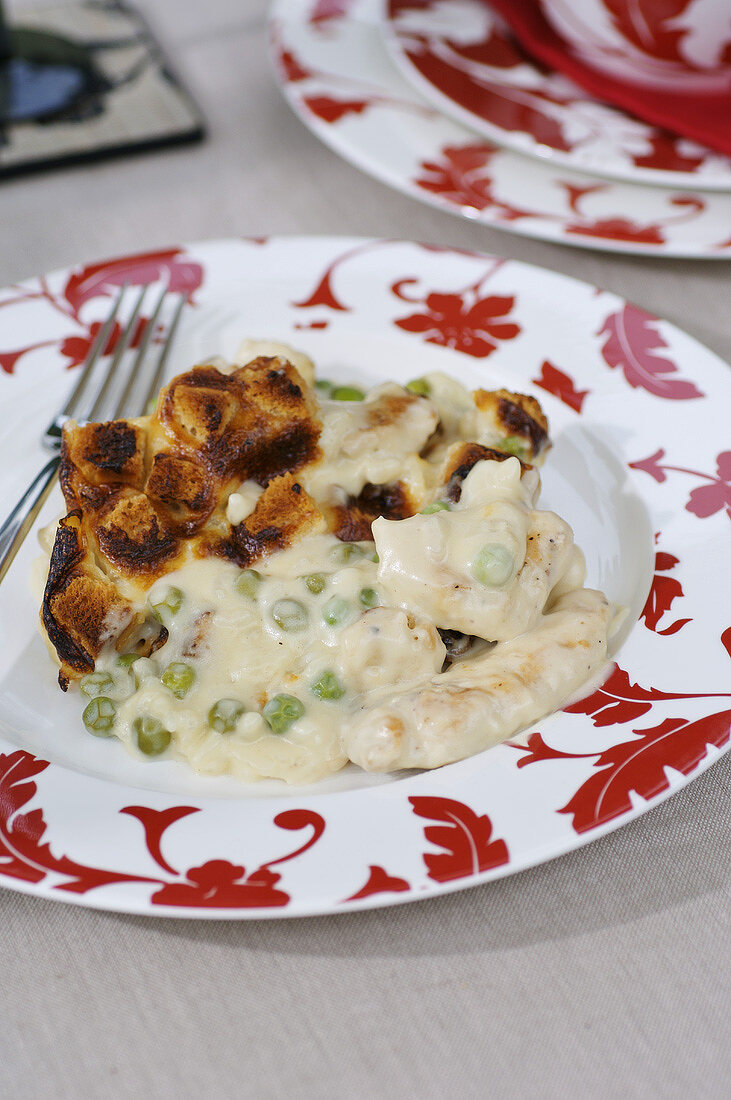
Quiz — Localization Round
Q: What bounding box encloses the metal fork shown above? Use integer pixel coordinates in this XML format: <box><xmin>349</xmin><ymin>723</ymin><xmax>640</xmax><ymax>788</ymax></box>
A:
<box><xmin>0</xmin><ymin>283</ymin><xmax>186</xmax><ymax>585</ymax></box>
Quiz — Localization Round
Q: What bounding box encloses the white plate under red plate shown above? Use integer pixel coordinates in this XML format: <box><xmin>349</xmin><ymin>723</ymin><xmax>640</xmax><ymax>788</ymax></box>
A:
<box><xmin>0</xmin><ymin>237</ymin><xmax>729</xmax><ymax>918</ymax></box>
<box><xmin>382</xmin><ymin>0</ymin><xmax>731</xmax><ymax>190</ymax></box>
<box><xmin>270</xmin><ymin>0</ymin><xmax>731</xmax><ymax>257</ymax></box>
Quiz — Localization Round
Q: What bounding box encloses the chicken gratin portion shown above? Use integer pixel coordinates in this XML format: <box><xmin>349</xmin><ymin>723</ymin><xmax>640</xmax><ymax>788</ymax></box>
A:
<box><xmin>39</xmin><ymin>340</ymin><xmax>611</xmax><ymax>784</ymax></box>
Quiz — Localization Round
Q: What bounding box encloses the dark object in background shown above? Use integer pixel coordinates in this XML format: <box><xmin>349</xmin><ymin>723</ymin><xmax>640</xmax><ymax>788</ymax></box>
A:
<box><xmin>0</xmin><ymin>0</ymin><xmax>204</xmax><ymax>177</ymax></box>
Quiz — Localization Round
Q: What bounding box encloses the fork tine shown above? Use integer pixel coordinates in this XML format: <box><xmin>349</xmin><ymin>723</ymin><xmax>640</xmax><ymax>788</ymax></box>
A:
<box><xmin>112</xmin><ymin>282</ymin><xmax>168</xmax><ymax>419</ymax></box>
<box><xmin>140</xmin><ymin>293</ymin><xmax>186</xmax><ymax>414</ymax></box>
<box><xmin>60</xmin><ymin>283</ymin><xmax>127</xmax><ymax>421</ymax></box>
<box><xmin>86</xmin><ymin>283</ymin><xmax>148</xmax><ymax>423</ymax></box>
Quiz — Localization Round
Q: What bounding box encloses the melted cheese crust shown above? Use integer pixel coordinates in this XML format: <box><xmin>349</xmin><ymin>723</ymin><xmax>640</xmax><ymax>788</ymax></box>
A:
<box><xmin>45</xmin><ymin>352</ymin><xmax>611</xmax><ymax>784</ymax></box>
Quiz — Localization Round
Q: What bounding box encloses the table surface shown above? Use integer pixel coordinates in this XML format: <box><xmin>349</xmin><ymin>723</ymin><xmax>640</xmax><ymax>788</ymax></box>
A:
<box><xmin>2</xmin><ymin>2</ymin><xmax>730</xmax><ymax>1097</ymax></box>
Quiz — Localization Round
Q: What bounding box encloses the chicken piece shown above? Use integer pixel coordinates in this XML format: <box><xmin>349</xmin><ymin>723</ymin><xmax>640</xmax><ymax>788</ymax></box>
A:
<box><xmin>304</xmin><ymin>383</ymin><xmax>438</xmax><ymax>500</ymax></box>
<box><xmin>342</xmin><ymin>587</ymin><xmax>612</xmax><ymax>772</ymax></box>
<box><xmin>417</xmin><ymin>372</ymin><xmax>474</xmax><ymax>455</ymax></box>
<box><xmin>435</xmin><ymin>440</ymin><xmax>537</xmax><ymax>506</ymax></box>
<box><xmin>335</xmin><ymin>607</ymin><xmax>446</xmax><ymax>696</ymax></box>
<box><xmin>339</xmin><ymin>383</ymin><xmax>438</xmax><ymax>459</ymax></box>
<box><xmin>374</xmin><ymin>457</ymin><xmax>575</xmax><ymax>641</ymax></box>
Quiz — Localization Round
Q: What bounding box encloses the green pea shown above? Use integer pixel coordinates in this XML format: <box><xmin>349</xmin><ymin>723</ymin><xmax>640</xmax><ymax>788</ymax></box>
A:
<box><xmin>331</xmin><ymin>385</ymin><xmax>365</xmax><ymax>402</ymax></box>
<box><xmin>263</xmin><ymin>694</ymin><xmax>305</xmax><ymax>735</ymax></box>
<box><xmin>322</xmin><ymin>596</ymin><xmax>352</xmax><ymax>628</ymax></box>
<box><xmin>149</xmin><ymin>585</ymin><xmax>183</xmax><ymax>623</ymax></box>
<box><xmin>499</xmin><ymin>435</ymin><xmax>529</xmax><ymax>461</ymax></box>
<box><xmin>271</xmin><ymin>598</ymin><xmax>309</xmax><ymax>633</ymax></box>
<box><xmin>330</xmin><ymin>542</ymin><xmax>366</xmax><ymax>565</ymax></box>
<box><xmin>134</xmin><ymin>715</ymin><xmax>171</xmax><ymax>756</ymax></box>
<box><xmin>310</xmin><ymin>671</ymin><xmax>345</xmax><ymax>701</ymax></box>
<box><xmin>82</xmin><ymin>696</ymin><xmax>116</xmax><ymax>737</ymax></box>
<box><xmin>161</xmin><ymin>661</ymin><xmax>196</xmax><ymax>699</ymax></box>
<box><xmin>236</xmin><ymin>568</ymin><xmax>263</xmax><ymax>600</ymax></box>
<box><xmin>80</xmin><ymin>671</ymin><xmax>115</xmax><ymax>699</ymax></box>
<box><xmin>421</xmin><ymin>501</ymin><xmax>450</xmax><ymax>515</ymax></box>
<box><xmin>370</xmin><ymin>550</ymin><xmax>379</xmax><ymax>563</ymax></box>
<box><xmin>359</xmin><ymin>587</ymin><xmax>380</xmax><ymax>609</ymax></box>
<box><xmin>303</xmin><ymin>572</ymin><xmax>326</xmax><ymax>595</ymax></box>
<box><xmin>472</xmin><ymin>544</ymin><xmax>515</xmax><ymax>587</ymax></box>
<box><xmin>116</xmin><ymin>653</ymin><xmax>141</xmax><ymax>670</ymax></box>
<box><xmin>406</xmin><ymin>377</ymin><xmax>431</xmax><ymax>397</ymax></box>
<box><xmin>208</xmin><ymin>698</ymin><xmax>245</xmax><ymax>734</ymax></box>
<box><xmin>315</xmin><ymin>379</ymin><xmax>333</xmax><ymax>395</ymax></box>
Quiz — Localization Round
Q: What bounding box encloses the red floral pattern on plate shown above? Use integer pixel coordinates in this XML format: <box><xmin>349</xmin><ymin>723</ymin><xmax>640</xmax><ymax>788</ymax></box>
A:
<box><xmin>59</xmin><ymin>317</ymin><xmax>149</xmax><ymax>371</ymax></box>
<box><xmin>0</xmin><ymin>750</ymin><xmax>326</xmax><ymax>909</ymax></box>
<box><xmin>0</xmin><ymin>249</ymin><xmax>203</xmax><ymax>379</ymax></box>
<box><xmin>275</xmin><ymin>3</ymin><xmax>731</xmax><ymax>256</ymax></box>
<box><xmin>344</xmin><ymin>865</ymin><xmax>411</xmax><ymax>901</ymax></box>
<box><xmin>415</xmin><ymin>144</ymin><xmax>534</xmax><ymax>221</ymax></box>
<box><xmin>391</xmin><ymin>264</ymin><xmax>519</xmax><ymax>357</ymax></box>
<box><xmin>640</xmin><ymin>537</ymin><xmax>691</xmax><ymax>636</ymax></box>
<box><xmin>629</xmin><ymin>450</ymin><xmax>731</xmax><ymax>521</ymax></box>
<box><xmin>512</xmin><ymin>702</ymin><xmax>731</xmax><ymax>833</ymax></box>
<box><xmin>532</xmin><ymin>360</ymin><xmax>589</xmax><ymax>412</ymax></box>
<box><xmin>410</xmin><ymin>796</ymin><xmax>509</xmax><ymax>882</ymax></box>
<box><xmin>563</xmin><ymin>665</ymin><xmax>730</xmax><ymax>727</ymax></box>
<box><xmin>559</xmin><ymin>709</ymin><xmax>731</xmax><ymax>833</ymax></box>
<box><xmin>0</xmin><ymin>752</ymin><xmax>156</xmax><ymax>893</ymax></box>
<box><xmin>385</xmin><ymin>0</ymin><xmax>731</xmax><ymax>186</ymax></box>
<box><xmin>598</xmin><ymin>303</ymin><xmax>704</xmax><ymax>399</ymax></box>
<box><xmin>62</xmin><ymin>249</ymin><xmax>203</xmax><ymax>320</ymax></box>
<box><xmin>600</xmin><ymin>0</ymin><xmax>696</xmax><ymax>65</ymax></box>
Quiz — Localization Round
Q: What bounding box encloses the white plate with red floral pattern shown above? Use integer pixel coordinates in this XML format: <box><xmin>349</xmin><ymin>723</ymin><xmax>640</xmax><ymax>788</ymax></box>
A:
<box><xmin>0</xmin><ymin>236</ymin><xmax>729</xmax><ymax>918</ymax></box>
<box><xmin>381</xmin><ymin>0</ymin><xmax>731</xmax><ymax>190</ymax></box>
<box><xmin>270</xmin><ymin>0</ymin><xmax>731</xmax><ymax>257</ymax></box>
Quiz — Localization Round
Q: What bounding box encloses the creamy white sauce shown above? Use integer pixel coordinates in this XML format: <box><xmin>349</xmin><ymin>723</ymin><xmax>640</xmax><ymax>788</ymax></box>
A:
<box><xmin>95</xmin><ymin>538</ymin><xmax>384</xmax><ymax>784</ymax></box>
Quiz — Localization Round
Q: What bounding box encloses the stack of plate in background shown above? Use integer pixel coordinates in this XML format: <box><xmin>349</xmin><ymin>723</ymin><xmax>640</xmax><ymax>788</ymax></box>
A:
<box><xmin>269</xmin><ymin>0</ymin><xmax>731</xmax><ymax>258</ymax></box>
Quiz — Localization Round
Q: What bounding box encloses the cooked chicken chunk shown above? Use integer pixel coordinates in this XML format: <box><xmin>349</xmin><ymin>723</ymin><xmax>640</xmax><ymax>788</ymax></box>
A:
<box><xmin>304</xmin><ymin>383</ymin><xmax>438</xmax><ymax>500</ymax></box>
<box><xmin>374</xmin><ymin>457</ymin><xmax>576</xmax><ymax>641</ymax></box>
<box><xmin>343</xmin><ymin>587</ymin><xmax>612</xmax><ymax>772</ymax></box>
<box><xmin>335</xmin><ymin>607</ymin><xmax>446</xmax><ymax>695</ymax></box>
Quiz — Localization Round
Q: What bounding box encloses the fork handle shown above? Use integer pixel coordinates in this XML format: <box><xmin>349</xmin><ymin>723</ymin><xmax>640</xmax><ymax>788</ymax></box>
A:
<box><xmin>0</xmin><ymin>457</ymin><xmax>60</xmax><ymax>586</ymax></box>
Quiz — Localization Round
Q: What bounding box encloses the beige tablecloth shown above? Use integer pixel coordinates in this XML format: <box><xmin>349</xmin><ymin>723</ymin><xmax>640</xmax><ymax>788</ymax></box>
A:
<box><xmin>2</xmin><ymin>2</ymin><xmax>730</xmax><ymax>1097</ymax></box>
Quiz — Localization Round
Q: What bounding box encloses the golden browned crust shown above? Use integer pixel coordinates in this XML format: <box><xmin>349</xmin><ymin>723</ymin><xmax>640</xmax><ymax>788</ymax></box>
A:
<box><xmin>41</xmin><ymin>511</ymin><xmax>134</xmax><ymax>684</ymax></box>
<box><xmin>473</xmin><ymin>388</ymin><xmax>548</xmax><ymax>458</ymax></box>
<box><xmin>92</xmin><ymin>490</ymin><xmax>182</xmax><ymax>576</ymax></box>
<box><xmin>145</xmin><ymin>451</ymin><xmax>212</xmax><ymax>533</ymax></box>
<box><xmin>211</xmin><ymin>472</ymin><xmax>325</xmax><ymax>567</ymax></box>
<box><xmin>365</xmin><ymin>391</ymin><xmax>415</xmax><ymax>430</ymax></box>
<box><xmin>46</xmin><ymin>357</ymin><xmax>324</xmax><ymax>680</ymax></box>
<box><xmin>158</xmin><ymin>357</ymin><xmax>321</xmax><ymax>484</ymax></box>
<box><xmin>441</xmin><ymin>442</ymin><xmax>531</xmax><ymax>503</ymax></box>
<box><xmin>331</xmin><ymin>481</ymin><xmax>416</xmax><ymax>542</ymax></box>
<box><xmin>61</xmin><ymin>420</ymin><xmax>146</xmax><ymax>490</ymax></box>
